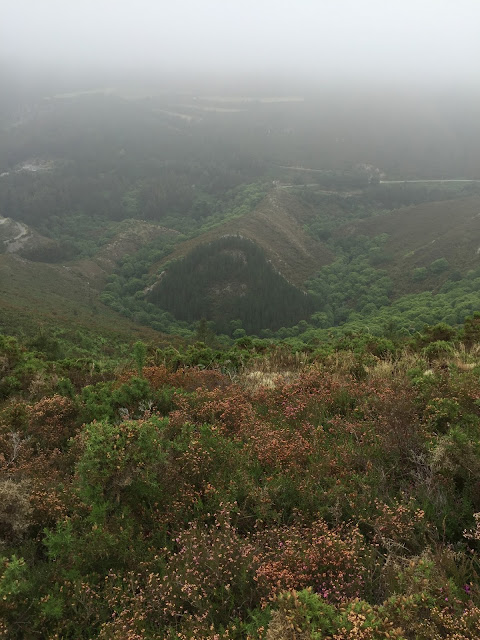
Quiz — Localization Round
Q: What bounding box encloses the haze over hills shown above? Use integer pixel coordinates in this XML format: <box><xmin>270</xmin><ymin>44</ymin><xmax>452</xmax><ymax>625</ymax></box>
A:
<box><xmin>4</xmin><ymin>86</ymin><xmax>480</xmax><ymax>179</ymax></box>
<box><xmin>2</xmin><ymin>94</ymin><xmax>477</xmax><ymax>338</ymax></box>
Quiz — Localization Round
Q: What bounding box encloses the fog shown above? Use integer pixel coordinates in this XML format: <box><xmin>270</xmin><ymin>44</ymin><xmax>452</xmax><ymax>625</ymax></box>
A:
<box><xmin>2</xmin><ymin>0</ymin><xmax>480</xmax><ymax>92</ymax></box>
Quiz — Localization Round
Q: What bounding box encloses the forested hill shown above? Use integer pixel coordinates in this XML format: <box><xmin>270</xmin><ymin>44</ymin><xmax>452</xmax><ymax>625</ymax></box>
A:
<box><xmin>147</xmin><ymin>235</ymin><xmax>316</xmax><ymax>335</ymax></box>
<box><xmin>149</xmin><ymin>189</ymin><xmax>334</xmax><ymax>287</ymax></box>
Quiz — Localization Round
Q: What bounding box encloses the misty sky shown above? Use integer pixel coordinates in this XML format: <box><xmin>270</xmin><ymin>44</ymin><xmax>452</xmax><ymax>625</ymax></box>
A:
<box><xmin>2</xmin><ymin>0</ymin><xmax>480</xmax><ymax>84</ymax></box>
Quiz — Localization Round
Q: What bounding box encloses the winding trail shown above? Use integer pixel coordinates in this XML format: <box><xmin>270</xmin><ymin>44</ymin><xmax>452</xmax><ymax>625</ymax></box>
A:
<box><xmin>379</xmin><ymin>179</ymin><xmax>479</xmax><ymax>184</ymax></box>
<box><xmin>275</xmin><ymin>164</ymin><xmax>479</xmax><ymax>185</ymax></box>
<box><xmin>0</xmin><ymin>217</ymin><xmax>29</xmax><ymax>252</ymax></box>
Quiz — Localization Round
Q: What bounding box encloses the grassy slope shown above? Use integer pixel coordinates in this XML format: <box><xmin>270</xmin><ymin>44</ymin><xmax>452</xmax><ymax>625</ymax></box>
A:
<box><xmin>70</xmin><ymin>220</ymin><xmax>180</xmax><ymax>289</ymax></box>
<box><xmin>0</xmin><ymin>253</ymin><xmax>161</xmax><ymax>343</ymax></box>
<box><xmin>151</xmin><ymin>189</ymin><xmax>333</xmax><ymax>287</ymax></box>
<box><xmin>339</xmin><ymin>195</ymin><xmax>480</xmax><ymax>293</ymax></box>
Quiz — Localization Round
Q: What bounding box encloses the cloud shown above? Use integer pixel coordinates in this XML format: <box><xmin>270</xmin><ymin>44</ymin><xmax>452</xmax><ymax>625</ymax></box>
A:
<box><xmin>2</xmin><ymin>0</ymin><xmax>480</xmax><ymax>85</ymax></box>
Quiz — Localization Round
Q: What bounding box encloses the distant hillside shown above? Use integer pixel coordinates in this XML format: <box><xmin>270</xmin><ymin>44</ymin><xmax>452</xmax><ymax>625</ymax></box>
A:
<box><xmin>71</xmin><ymin>220</ymin><xmax>180</xmax><ymax>288</ymax></box>
<box><xmin>2</xmin><ymin>87</ymin><xmax>480</xmax><ymax>339</ymax></box>
<box><xmin>0</xmin><ymin>253</ymin><xmax>160</xmax><ymax>342</ymax></box>
<box><xmin>152</xmin><ymin>189</ymin><xmax>333</xmax><ymax>287</ymax></box>
<box><xmin>0</xmin><ymin>215</ymin><xmax>61</xmax><ymax>259</ymax></box>
<box><xmin>340</xmin><ymin>196</ymin><xmax>480</xmax><ymax>294</ymax></box>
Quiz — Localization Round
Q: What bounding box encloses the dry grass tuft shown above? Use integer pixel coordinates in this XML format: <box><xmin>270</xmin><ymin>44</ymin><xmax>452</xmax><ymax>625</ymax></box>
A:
<box><xmin>237</xmin><ymin>349</ymin><xmax>310</xmax><ymax>390</ymax></box>
<box><xmin>0</xmin><ymin>480</ymin><xmax>32</xmax><ymax>542</ymax></box>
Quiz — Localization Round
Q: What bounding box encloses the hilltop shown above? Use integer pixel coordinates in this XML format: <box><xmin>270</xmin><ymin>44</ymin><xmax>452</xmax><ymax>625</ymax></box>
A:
<box><xmin>140</xmin><ymin>190</ymin><xmax>333</xmax><ymax>334</ymax></box>
<box><xmin>0</xmin><ymin>215</ymin><xmax>59</xmax><ymax>259</ymax></box>
<box><xmin>147</xmin><ymin>235</ymin><xmax>317</xmax><ymax>335</ymax></box>
<box><xmin>151</xmin><ymin>189</ymin><xmax>333</xmax><ymax>288</ymax></box>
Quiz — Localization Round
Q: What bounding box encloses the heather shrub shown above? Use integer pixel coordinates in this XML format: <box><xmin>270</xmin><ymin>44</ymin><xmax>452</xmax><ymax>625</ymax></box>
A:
<box><xmin>266</xmin><ymin>590</ymin><xmax>403</xmax><ymax>640</ymax></box>
<box><xmin>79</xmin><ymin>377</ymin><xmax>152</xmax><ymax>423</ymax></box>
<box><xmin>142</xmin><ymin>364</ymin><xmax>229</xmax><ymax>392</ymax></box>
<box><xmin>462</xmin><ymin>313</ymin><xmax>480</xmax><ymax>348</ymax></box>
<box><xmin>360</xmin><ymin>382</ymin><xmax>426</xmax><ymax>478</ymax></box>
<box><xmin>380</xmin><ymin>553</ymin><xmax>480</xmax><ymax>639</ymax></box>
<box><xmin>266</xmin><ymin>589</ymin><xmax>339</xmax><ymax>639</ymax></box>
<box><xmin>431</xmin><ymin>426</ymin><xmax>480</xmax><ymax>483</ymax></box>
<box><xmin>1</xmin><ymin>327</ymin><xmax>480</xmax><ymax>637</ymax></box>
<box><xmin>417</xmin><ymin>323</ymin><xmax>456</xmax><ymax>346</ymax></box>
<box><xmin>27</xmin><ymin>394</ymin><xmax>78</xmax><ymax>449</ymax></box>
<box><xmin>370</xmin><ymin>499</ymin><xmax>430</xmax><ymax>555</ymax></box>
<box><xmin>154</xmin><ymin>514</ymin><xmax>259</xmax><ymax>634</ymax></box>
<box><xmin>254</xmin><ymin>519</ymin><xmax>368</xmax><ymax>603</ymax></box>
<box><xmin>423</xmin><ymin>340</ymin><xmax>454</xmax><ymax>361</ymax></box>
<box><xmin>425</xmin><ymin>396</ymin><xmax>462</xmax><ymax>433</ymax></box>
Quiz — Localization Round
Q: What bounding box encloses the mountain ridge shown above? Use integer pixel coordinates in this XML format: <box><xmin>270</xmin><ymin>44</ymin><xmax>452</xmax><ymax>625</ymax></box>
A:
<box><xmin>150</xmin><ymin>189</ymin><xmax>333</xmax><ymax>288</ymax></box>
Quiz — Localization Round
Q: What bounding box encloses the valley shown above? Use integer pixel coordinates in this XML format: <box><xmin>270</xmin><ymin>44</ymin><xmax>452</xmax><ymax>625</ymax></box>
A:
<box><xmin>0</xmin><ymin>96</ymin><xmax>479</xmax><ymax>340</ymax></box>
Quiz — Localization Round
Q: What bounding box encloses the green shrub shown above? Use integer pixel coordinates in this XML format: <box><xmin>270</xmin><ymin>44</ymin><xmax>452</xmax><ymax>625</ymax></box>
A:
<box><xmin>430</xmin><ymin>258</ymin><xmax>450</xmax><ymax>274</ymax></box>
<box><xmin>412</xmin><ymin>266</ymin><xmax>428</xmax><ymax>281</ymax></box>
